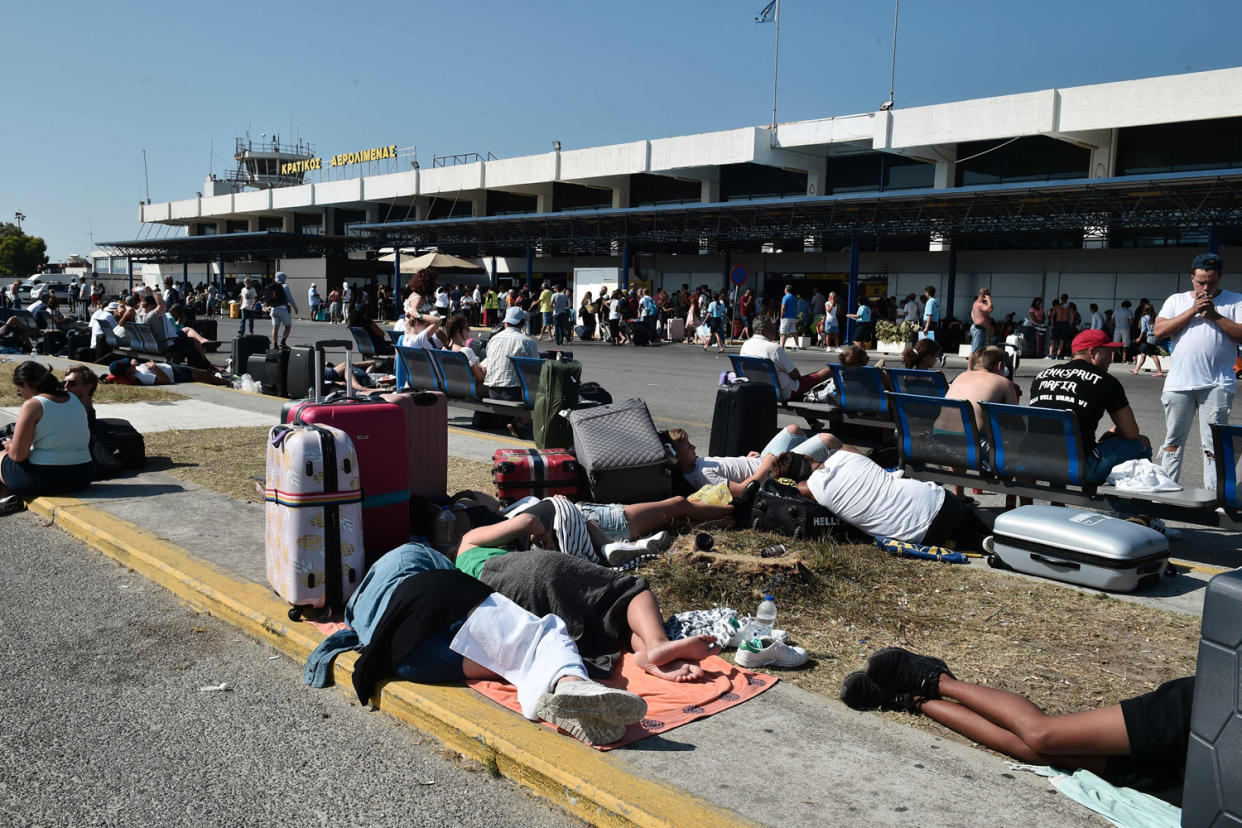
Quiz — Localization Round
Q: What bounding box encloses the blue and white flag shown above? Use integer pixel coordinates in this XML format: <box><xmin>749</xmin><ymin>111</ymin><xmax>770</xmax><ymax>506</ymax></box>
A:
<box><xmin>754</xmin><ymin>0</ymin><xmax>777</xmax><ymax>23</ymax></box>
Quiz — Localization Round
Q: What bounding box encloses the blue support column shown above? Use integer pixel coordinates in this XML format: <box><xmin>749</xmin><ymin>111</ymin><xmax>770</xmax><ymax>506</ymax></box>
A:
<box><xmin>393</xmin><ymin>247</ymin><xmax>401</xmax><ymax>295</ymax></box>
<box><xmin>127</xmin><ymin>256</ymin><xmax>134</xmax><ymax>294</ymax></box>
<box><xmin>1209</xmin><ymin>226</ymin><xmax>1220</xmax><ymax>254</ymax></box>
<box><xmin>945</xmin><ymin>246</ymin><xmax>958</xmax><ymax>326</ymax></box>
<box><xmin>621</xmin><ymin>242</ymin><xmax>631</xmax><ymax>291</ymax></box>
<box><xmin>846</xmin><ymin>232</ymin><xmax>860</xmax><ymax>345</ymax></box>
<box><xmin>525</xmin><ymin>247</ymin><xmax>534</xmax><ymax>289</ymax></box>
<box><xmin>219</xmin><ymin>256</ymin><xmax>226</xmax><ymax>297</ymax></box>
<box><xmin>182</xmin><ymin>258</ymin><xmax>189</xmax><ymax>296</ymax></box>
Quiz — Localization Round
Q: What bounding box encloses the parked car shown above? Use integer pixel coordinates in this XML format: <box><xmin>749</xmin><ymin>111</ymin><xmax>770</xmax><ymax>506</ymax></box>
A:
<box><xmin>21</xmin><ymin>275</ymin><xmax>71</xmax><ymax>302</ymax></box>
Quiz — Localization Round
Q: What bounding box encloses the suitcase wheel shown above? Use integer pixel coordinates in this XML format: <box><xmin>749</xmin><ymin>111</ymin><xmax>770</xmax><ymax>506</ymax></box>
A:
<box><xmin>496</xmin><ymin>462</ymin><xmax>515</xmax><ymax>474</ymax></box>
<box><xmin>288</xmin><ymin>606</ymin><xmax>304</xmax><ymax>622</ymax></box>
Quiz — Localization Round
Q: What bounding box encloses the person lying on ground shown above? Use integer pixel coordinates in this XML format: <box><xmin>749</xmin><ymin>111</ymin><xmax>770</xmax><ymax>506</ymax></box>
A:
<box><xmin>456</xmin><ymin>513</ymin><xmax>721</xmax><ymax>682</ymax></box>
<box><xmin>107</xmin><ymin>358</ymin><xmax>229</xmax><ymax>387</ymax></box>
<box><xmin>0</xmin><ymin>361</ymin><xmax>94</xmax><ymax>507</ymax></box>
<box><xmin>319</xmin><ymin>543</ymin><xmax>647</xmax><ymax>746</ymax></box>
<box><xmin>840</xmin><ymin>647</ymin><xmax>1190</xmax><ymax>805</ymax></box>
<box><xmin>322</xmin><ymin>358</ymin><xmax>378</xmax><ymax>394</ymax></box>
<box><xmin>738</xmin><ymin>317</ymin><xmax>833</xmax><ymax>401</ymax></box>
<box><xmin>770</xmin><ymin>438</ymin><xmax>993</xmax><ymax>550</ymax></box>
<box><xmin>665</xmin><ymin>424</ymin><xmax>836</xmax><ymax>498</ymax></box>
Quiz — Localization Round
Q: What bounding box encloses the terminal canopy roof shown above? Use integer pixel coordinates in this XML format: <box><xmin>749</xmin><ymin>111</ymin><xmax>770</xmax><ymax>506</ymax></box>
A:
<box><xmin>96</xmin><ymin>231</ymin><xmax>363</xmax><ymax>263</ymax></box>
<box><xmin>355</xmin><ymin>168</ymin><xmax>1242</xmax><ymax>256</ymax></box>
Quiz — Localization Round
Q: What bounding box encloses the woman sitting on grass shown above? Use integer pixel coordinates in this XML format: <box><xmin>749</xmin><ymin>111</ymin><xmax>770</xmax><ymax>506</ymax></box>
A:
<box><xmin>0</xmin><ymin>361</ymin><xmax>94</xmax><ymax>510</ymax></box>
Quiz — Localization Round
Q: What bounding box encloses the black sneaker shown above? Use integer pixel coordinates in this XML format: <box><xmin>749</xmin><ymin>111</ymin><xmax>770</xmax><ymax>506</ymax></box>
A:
<box><xmin>839</xmin><ymin>671</ymin><xmax>918</xmax><ymax>712</ymax></box>
<box><xmin>865</xmin><ymin>647</ymin><xmax>953</xmax><ymax>699</ymax></box>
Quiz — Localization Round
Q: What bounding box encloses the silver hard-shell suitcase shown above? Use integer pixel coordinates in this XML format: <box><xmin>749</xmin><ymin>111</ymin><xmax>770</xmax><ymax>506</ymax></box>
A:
<box><xmin>989</xmin><ymin>505</ymin><xmax>1168</xmax><ymax>592</ymax></box>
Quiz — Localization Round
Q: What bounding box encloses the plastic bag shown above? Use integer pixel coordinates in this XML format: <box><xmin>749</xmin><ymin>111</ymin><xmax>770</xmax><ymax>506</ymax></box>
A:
<box><xmin>688</xmin><ymin>482</ymin><xmax>732</xmax><ymax>506</ymax></box>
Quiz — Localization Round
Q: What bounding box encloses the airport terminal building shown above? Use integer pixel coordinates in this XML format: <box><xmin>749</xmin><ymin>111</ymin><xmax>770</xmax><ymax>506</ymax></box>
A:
<box><xmin>100</xmin><ymin>66</ymin><xmax>1242</xmax><ymax>322</ymax></box>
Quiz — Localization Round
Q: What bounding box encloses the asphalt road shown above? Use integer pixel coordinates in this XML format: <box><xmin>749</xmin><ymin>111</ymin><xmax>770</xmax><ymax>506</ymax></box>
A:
<box><xmin>0</xmin><ymin>510</ymin><xmax>571</xmax><ymax>828</ymax></box>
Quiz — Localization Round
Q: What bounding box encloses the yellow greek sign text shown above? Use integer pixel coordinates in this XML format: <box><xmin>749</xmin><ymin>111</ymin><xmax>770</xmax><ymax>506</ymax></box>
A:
<box><xmin>281</xmin><ymin>145</ymin><xmax>397</xmax><ymax>176</ymax></box>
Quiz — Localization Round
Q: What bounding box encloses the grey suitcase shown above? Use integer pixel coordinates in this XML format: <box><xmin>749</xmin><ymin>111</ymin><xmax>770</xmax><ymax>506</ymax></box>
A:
<box><xmin>1182</xmin><ymin>568</ymin><xmax>1242</xmax><ymax>826</ymax></box>
<box><xmin>567</xmin><ymin>398</ymin><xmax>672</xmax><ymax>504</ymax></box>
<box><xmin>989</xmin><ymin>506</ymin><xmax>1168</xmax><ymax>592</ymax></box>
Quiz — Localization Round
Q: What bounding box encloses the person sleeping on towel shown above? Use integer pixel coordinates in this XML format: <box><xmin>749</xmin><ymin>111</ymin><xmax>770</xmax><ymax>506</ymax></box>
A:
<box><xmin>455</xmin><ymin>504</ymin><xmax>721</xmax><ymax>683</ymax></box>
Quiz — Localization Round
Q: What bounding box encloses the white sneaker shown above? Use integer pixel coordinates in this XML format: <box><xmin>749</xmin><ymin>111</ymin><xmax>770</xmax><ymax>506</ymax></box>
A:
<box><xmin>534</xmin><ymin>680</ymin><xmax>647</xmax><ymax>745</ymax></box>
<box><xmin>603</xmin><ymin>535</ymin><xmax>663</xmax><ymax>566</ymax></box>
<box><xmin>640</xmin><ymin>530</ymin><xmax>674</xmax><ymax>553</ymax></box>
<box><xmin>734</xmin><ymin>636</ymin><xmax>809</xmax><ymax>669</ymax></box>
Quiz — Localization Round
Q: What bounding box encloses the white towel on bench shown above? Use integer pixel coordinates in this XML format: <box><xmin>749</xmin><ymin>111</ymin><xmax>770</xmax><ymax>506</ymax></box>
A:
<box><xmin>1106</xmin><ymin>459</ymin><xmax>1182</xmax><ymax>493</ymax></box>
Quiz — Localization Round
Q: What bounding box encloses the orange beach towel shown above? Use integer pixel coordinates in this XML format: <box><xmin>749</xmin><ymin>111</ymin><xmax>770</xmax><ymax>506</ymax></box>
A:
<box><xmin>469</xmin><ymin>653</ymin><xmax>777</xmax><ymax>750</ymax></box>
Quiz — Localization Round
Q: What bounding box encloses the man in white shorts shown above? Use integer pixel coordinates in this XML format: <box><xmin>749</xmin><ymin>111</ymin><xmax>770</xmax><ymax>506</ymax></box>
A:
<box><xmin>779</xmin><ymin>284</ymin><xmax>799</xmax><ymax>348</ymax></box>
<box><xmin>264</xmin><ymin>272</ymin><xmax>300</xmax><ymax>348</ymax></box>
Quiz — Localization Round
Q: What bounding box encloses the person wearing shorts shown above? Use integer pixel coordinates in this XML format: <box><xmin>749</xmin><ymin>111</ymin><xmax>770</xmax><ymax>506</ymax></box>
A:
<box><xmin>779</xmin><ymin>284</ymin><xmax>799</xmax><ymax>348</ymax></box>
<box><xmin>841</xmin><ymin>646</ymin><xmax>1192</xmax><ymax>805</ymax></box>
<box><xmin>266</xmin><ymin>271</ymin><xmax>299</xmax><ymax>348</ymax></box>
<box><xmin>106</xmin><ymin>358</ymin><xmax>229</xmax><ymax>386</ymax></box>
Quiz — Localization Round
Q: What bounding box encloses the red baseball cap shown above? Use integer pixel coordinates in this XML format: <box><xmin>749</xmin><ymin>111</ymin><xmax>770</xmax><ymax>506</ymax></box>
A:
<box><xmin>1072</xmin><ymin>329</ymin><xmax>1125</xmax><ymax>352</ymax></box>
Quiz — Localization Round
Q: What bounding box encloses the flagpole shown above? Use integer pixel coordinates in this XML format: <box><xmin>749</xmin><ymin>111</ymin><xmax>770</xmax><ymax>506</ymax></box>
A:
<box><xmin>770</xmin><ymin>0</ymin><xmax>781</xmax><ymax>130</ymax></box>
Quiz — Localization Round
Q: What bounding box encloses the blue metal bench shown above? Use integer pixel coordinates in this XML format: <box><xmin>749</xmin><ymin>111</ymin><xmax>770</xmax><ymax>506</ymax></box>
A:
<box><xmin>350</xmin><ymin>326</ymin><xmax>395</xmax><ymax>358</ymax></box>
<box><xmin>395</xmin><ymin>345</ymin><xmax>445</xmax><ymax>393</ymax></box>
<box><xmin>888</xmin><ymin>392</ymin><xmax>987</xmax><ymax>481</ymax></box>
<box><xmin>509</xmin><ymin>355</ymin><xmax>546</xmax><ymax>409</ymax></box>
<box><xmin>828</xmin><ymin>364</ymin><xmax>891</xmax><ymax>418</ymax></box>
<box><xmin>886</xmin><ymin>367</ymin><xmax>949</xmax><ymax>397</ymax></box>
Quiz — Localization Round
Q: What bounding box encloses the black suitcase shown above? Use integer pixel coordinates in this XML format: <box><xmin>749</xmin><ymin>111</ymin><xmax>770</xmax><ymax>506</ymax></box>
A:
<box><xmin>286</xmin><ymin>340</ymin><xmax>354</xmax><ymax>401</ymax></box>
<box><xmin>189</xmin><ymin>318</ymin><xmax>217</xmax><ymax>340</ymax></box>
<box><xmin>66</xmin><ymin>329</ymin><xmax>93</xmax><ymax>361</ymax></box>
<box><xmin>628</xmin><ymin>322</ymin><xmax>651</xmax><ymax>346</ymax></box>
<box><xmin>708</xmin><ymin>383</ymin><xmax>777</xmax><ymax>457</ymax></box>
<box><xmin>1182</xmin><ymin>568</ymin><xmax>1242</xmax><ymax>824</ymax></box>
<box><xmin>568</xmin><ymin>398</ymin><xmax>671</xmax><ymax>504</ymax></box>
<box><xmin>578</xmin><ymin>382</ymin><xmax>612</xmax><ymax>406</ymax></box>
<box><xmin>749</xmin><ymin>478</ymin><xmax>846</xmax><ymax>540</ymax></box>
<box><xmin>231</xmin><ymin>334</ymin><xmax>268</xmax><ymax>377</ymax></box>
<box><xmin>36</xmin><ymin>330</ymin><xmax>68</xmax><ymax>356</ymax></box>
<box><xmin>261</xmin><ymin>347</ymin><xmax>291</xmax><ymax>397</ymax></box>
<box><xmin>92</xmin><ymin>418</ymin><xmax>146</xmax><ymax>470</ymax></box>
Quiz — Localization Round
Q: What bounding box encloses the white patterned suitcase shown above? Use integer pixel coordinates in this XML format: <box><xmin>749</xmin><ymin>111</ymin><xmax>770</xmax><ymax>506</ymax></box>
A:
<box><xmin>264</xmin><ymin>423</ymin><xmax>365</xmax><ymax>619</ymax></box>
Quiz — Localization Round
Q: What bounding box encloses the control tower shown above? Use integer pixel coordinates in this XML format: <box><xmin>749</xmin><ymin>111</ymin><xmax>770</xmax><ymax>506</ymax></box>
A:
<box><xmin>225</xmin><ymin>133</ymin><xmax>317</xmax><ymax>190</ymax></box>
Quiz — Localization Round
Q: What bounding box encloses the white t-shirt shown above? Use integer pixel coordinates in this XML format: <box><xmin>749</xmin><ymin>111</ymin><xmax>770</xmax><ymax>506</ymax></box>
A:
<box><xmin>609</xmin><ymin>299</ymin><xmax>622</xmax><ymax>321</ymax></box>
<box><xmin>240</xmin><ymin>286</ymin><xmax>258</xmax><ymax>310</ymax></box>
<box><xmin>89</xmin><ymin>310</ymin><xmax>117</xmax><ymax>348</ymax></box>
<box><xmin>133</xmin><ymin>363</ymin><xmax>174</xmax><ymax>385</ymax></box>
<box><xmin>807</xmin><ymin>451</ymin><xmax>944</xmax><ymax>542</ymax></box>
<box><xmin>901</xmin><ymin>300</ymin><xmax>919</xmax><ymax>322</ymax></box>
<box><xmin>402</xmin><ymin>328</ymin><xmax>442</xmax><ymax>350</ymax></box>
<box><xmin>457</xmin><ymin>345</ymin><xmax>480</xmax><ymax>366</ymax></box>
<box><xmin>1157</xmin><ymin>289</ymin><xmax>1242</xmax><ymax>392</ymax></box>
<box><xmin>1090</xmin><ymin>311</ymin><xmax>1106</xmax><ymax>330</ymax></box>
<box><xmin>685</xmin><ymin>455</ymin><xmax>763</xmax><ymax>490</ymax></box>
<box><xmin>738</xmin><ymin>334</ymin><xmax>798</xmax><ymax>401</ymax></box>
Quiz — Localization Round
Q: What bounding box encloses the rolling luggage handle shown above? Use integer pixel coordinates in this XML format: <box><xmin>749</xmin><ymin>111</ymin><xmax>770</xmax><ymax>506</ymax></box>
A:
<box><xmin>310</xmin><ymin>340</ymin><xmax>355</xmax><ymax>406</ymax></box>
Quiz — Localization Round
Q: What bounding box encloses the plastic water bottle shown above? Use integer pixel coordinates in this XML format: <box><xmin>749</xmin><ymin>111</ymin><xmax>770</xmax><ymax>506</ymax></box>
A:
<box><xmin>754</xmin><ymin>594</ymin><xmax>778</xmax><ymax>639</ymax></box>
<box><xmin>433</xmin><ymin>506</ymin><xmax>457</xmax><ymax>557</ymax></box>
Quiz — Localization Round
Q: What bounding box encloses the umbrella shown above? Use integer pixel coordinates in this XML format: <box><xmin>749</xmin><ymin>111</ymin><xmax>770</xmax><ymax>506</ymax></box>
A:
<box><xmin>376</xmin><ymin>250</ymin><xmax>483</xmax><ymax>273</ymax></box>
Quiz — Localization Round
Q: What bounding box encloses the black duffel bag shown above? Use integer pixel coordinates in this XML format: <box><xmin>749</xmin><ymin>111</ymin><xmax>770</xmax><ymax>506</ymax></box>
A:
<box><xmin>749</xmin><ymin>478</ymin><xmax>849</xmax><ymax>541</ymax></box>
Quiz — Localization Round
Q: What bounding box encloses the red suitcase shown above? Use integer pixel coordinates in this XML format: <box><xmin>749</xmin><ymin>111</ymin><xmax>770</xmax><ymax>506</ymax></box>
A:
<box><xmin>493</xmin><ymin>448</ymin><xmax>581</xmax><ymax>504</ymax></box>
<box><xmin>378</xmin><ymin>390</ymin><xmax>448</xmax><ymax>499</ymax></box>
<box><xmin>284</xmin><ymin>348</ymin><xmax>411</xmax><ymax>563</ymax></box>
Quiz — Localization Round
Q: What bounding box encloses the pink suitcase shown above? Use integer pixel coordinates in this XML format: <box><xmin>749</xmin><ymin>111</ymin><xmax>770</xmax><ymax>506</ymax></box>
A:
<box><xmin>378</xmin><ymin>390</ymin><xmax>448</xmax><ymax>499</ymax></box>
<box><xmin>284</xmin><ymin>347</ymin><xmax>412</xmax><ymax>563</ymax></box>
<box><xmin>667</xmin><ymin>318</ymin><xmax>685</xmax><ymax>341</ymax></box>
<box><xmin>264</xmin><ymin>423</ymin><xmax>365</xmax><ymax>619</ymax></box>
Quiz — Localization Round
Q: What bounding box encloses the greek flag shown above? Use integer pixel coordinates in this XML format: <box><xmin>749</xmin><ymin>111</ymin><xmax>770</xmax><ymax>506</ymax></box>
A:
<box><xmin>754</xmin><ymin>0</ymin><xmax>776</xmax><ymax>23</ymax></box>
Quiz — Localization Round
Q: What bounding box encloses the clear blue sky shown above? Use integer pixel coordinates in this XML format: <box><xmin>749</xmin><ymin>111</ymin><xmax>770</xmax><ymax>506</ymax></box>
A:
<box><xmin>3</xmin><ymin>0</ymin><xmax>1240</xmax><ymax>259</ymax></box>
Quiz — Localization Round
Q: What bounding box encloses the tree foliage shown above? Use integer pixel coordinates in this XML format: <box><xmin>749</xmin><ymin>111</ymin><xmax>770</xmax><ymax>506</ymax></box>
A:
<box><xmin>0</xmin><ymin>229</ymin><xmax>48</xmax><ymax>278</ymax></box>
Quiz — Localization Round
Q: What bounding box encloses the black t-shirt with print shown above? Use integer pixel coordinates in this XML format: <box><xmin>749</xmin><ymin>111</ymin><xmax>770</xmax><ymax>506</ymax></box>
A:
<box><xmin>1028</xmin><ymin>358</ymin><xmax>1128</xmax><ymax>450</ymax></box>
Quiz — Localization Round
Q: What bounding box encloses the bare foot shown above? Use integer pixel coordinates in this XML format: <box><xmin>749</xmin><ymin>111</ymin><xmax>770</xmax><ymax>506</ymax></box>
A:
<box><xmin>646</xmin><ymin>634</ymin><xmax>719</xmax><ymax>668</ymax></box>
<box><xmin>644</xmin><ymin>659</ymin><xmax>706</xmax><ymax>682</ymax></box>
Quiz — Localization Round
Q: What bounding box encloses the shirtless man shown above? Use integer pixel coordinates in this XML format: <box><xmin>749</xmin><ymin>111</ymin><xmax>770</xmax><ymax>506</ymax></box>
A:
<box><xmin>1048</xmin><ymin>297</ymin><xmax>1073</xmax><ymax>359</ymax></box>
<box><xmin>944</xmin><ymin>346</ymin><xmax>1018</xmax><ymax>429</ymax></box>
<box><xmin>969</xmin><ymin>288</ymin><xmax>993</xmax><ymax>354</ymax></box>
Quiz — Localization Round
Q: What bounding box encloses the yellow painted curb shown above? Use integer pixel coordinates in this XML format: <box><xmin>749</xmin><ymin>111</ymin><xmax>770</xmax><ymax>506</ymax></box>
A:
<box><xmin>1170</xmin><ymin>558</ymin><xmax>1234</xmax><ymax>576</ymax></box>
<box><xmin>26</xmin><ymin>496</ymin><xmax>750</xmax><ymax>828</ymax></box>
<box><xmin>447</xmin><ymin>425</ymin><xmax>532</xmax><ymax>448</ymax></box>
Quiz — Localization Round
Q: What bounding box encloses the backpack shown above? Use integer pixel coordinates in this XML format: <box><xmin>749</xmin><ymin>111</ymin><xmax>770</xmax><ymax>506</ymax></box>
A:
<box><xmin>264</xmin><ymin>281</ymin><xmax>287</xmax><ymax>307</ymax></box>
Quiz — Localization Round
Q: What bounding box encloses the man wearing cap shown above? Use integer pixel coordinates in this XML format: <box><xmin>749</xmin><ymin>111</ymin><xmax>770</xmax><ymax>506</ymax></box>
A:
<box><xmin>1153</xmin><ymin>252</ymin><xmax>1242</xmax><ymax>488</ymax></box>
<box><xmin>88</xmin><ymin>301</ymin><xmax>121</xmax><ymax>352</ymax></box>
<box><xmin>1028</xmin><ymin>329</ymin><xmax>1150</xmax><ymax>484</ymax></box>
<box><xmin>484</xmin><ymin>306</ymin><xmax>538</xmax><ymax>400</ymax></box>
